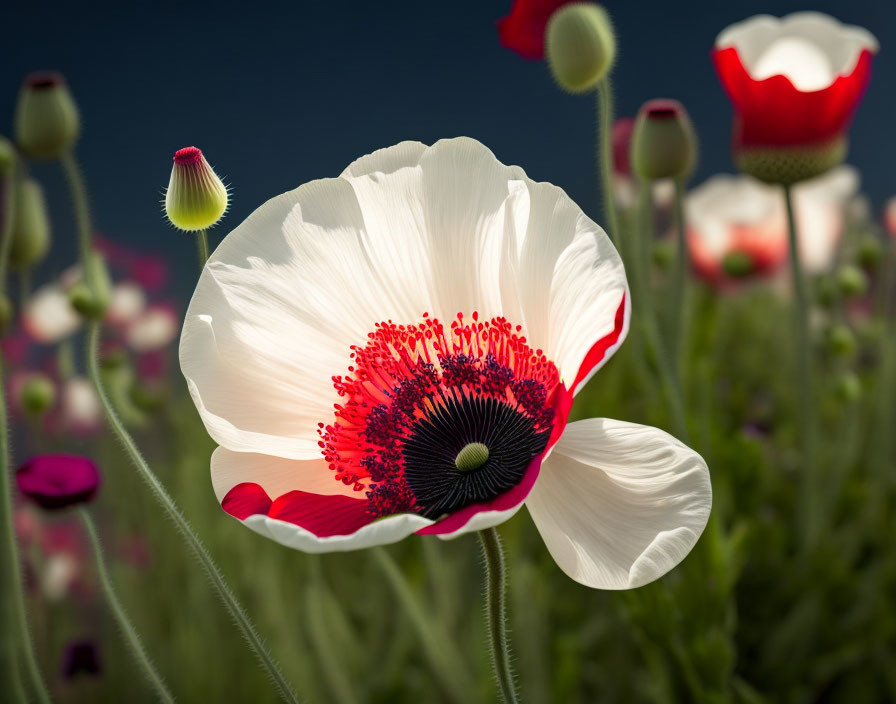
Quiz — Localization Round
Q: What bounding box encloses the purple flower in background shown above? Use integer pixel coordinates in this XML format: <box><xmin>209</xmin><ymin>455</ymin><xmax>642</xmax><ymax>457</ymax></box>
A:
<box><xmin>16</xmin><ymin>455</ymin><xmax>100</xmax><ymax>510</ymax></box>
<box><xmin>61</xmin><ymin>639</ymin><xmax>101</xmax><ymax>679</ymax></box>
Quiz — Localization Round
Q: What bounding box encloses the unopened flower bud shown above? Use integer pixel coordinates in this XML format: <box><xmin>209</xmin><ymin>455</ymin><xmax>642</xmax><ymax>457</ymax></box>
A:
<box><xmin>8</xmin><ymin>178</ymin><xmax>51</xmax><ymax>271</ymax></box>
<box><xmin>631</xmin><ymin>99</ymin><xmax>697</xmax><ymax>182</ymax></box>
<box><xmin>69</xmin><ymin>252</ymin><xmax>111</xmax><ymax>320</ymax></box>
<box><xmin>545</xmin><ymin>4</ymin><xmax>616</xmax><ymax>94</ymax></box>
<box><xmin>14</xmin><ymin>72</ymin><xmax>80</xmax><ymax>159</ymax></box>
<box><xmin>164</xmin><ymin>147</ymin><xmax>228</xmax><ymax>231</ymax></box>
<box><xmin>857</xmin><ymin>235</ymin><xmax>883</xmax><ymax>271</ymax></box>
<box><xmin>824</xmin><ymin>324</ymin><xmax>857</xmax><ymax>359</ymax></box>
<box><xmin>834</xmin><ymin>371</ymin><xmax>862</xmax><ymax>403</ymax></box>
<box><xmin>21</xmin><ymin>374</ymin><xmax>56</xmax><ymax>416</ymax></box>
<box><xmin>836</xmin><ymin>264</ymin><xmax>868</xmax><ymax>298</ymax></box>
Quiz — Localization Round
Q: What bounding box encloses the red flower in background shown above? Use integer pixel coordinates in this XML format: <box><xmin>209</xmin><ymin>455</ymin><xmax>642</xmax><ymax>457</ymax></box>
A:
<box><xmin>713</xmin><ymin>12</ymin><xmax>877</xmax><ymax>181</ymax></box>
<box><xmin>498</xmin><ymin>0</ymin><xmax>574</xmax><ymax>59</ymax></box>
<box><xmin>17</xmin><ymin>455</ymin><xmax>101</xmax><ymax>510</ymax></box>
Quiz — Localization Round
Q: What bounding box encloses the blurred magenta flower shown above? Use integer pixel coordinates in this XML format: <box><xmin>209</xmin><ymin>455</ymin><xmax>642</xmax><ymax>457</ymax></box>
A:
<box><xmin>498</xmin><ymin>0</ymin><xmax>574</xmax><ymax>59</ymax></box>
<box><xmin>713</xmin><ymin>12</ymin><xmax>878</xmax><ymax>183</ymax></box>
<box><xmin>16</xmin><ymin>454</ymin><xmax>100</xmax><ymax>510</ymax></box>
<box><xmin>686</xmin><ymin>166</ymin><xmax>858</xmax><ymax>285</ymax></box>
<box><xmin>181</xmin><ymin>137</ymin><xmax>711</xmax><ymax>589</ymax></box>
<box><xmin>61</xmin><ymin>639</ymin><xmax>101</xmax><ymax>679</ymax></box>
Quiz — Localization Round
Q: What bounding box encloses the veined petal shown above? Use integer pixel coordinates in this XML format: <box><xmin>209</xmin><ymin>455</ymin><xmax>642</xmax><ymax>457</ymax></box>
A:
<box><xmin>526</xmin><ymin>418</ymin><xmax>711</xmax><ymax>589</ymax></box>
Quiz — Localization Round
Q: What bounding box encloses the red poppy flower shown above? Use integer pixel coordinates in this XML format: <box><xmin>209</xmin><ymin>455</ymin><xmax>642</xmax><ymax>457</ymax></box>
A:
<box><xmin>712</xmin><ymin>12</ymin><xmax>878</xmax><ymax>182</ymax></box>
<box><xmin>498</xmin><ymin>0</ymin><xmax>574</xmax><ymax>59</ymax></box>
<box><xmin>16</xmin><ymin>455</ymin><xmax>101</xmax><ymax>510</ymax></box>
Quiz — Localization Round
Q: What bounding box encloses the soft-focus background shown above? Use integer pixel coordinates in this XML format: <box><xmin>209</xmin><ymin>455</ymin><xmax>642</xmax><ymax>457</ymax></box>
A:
<box><xmin>1</xmin><ymin>0</ymin><xmax>893</xmax><ymax>290</ymax></box>
<box><xmin>3</xmin><ymin>1</ymin><xmax>896</xmax><ymax>703</ymax></box>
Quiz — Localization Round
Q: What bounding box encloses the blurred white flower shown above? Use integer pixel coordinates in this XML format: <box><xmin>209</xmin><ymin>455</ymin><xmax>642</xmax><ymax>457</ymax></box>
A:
<box><xmin>23</xmin><ymin>283</ymin><xmax>82</xmax><ymax>343</ymax></box>
<box><xmin>106</xmin><ymin>281</ymin><xmax>146</xmax><ymax>326</ymax></box>
<box><xmin>126</xmin><ymin>305</ymin><xmax>178</xmax><ymax>352</ymax></box>
<box><xmin>686</xmin><ymin>166</ymin><xmax>858</xmax><ymax>284</ymax></box>
<box><xmin>60</xmin><ymin>377</ymin><xmax>103</xmax><ymax>435</ymax></box>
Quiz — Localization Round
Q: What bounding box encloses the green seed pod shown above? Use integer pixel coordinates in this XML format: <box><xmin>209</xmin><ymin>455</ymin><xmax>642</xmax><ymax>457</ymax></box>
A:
<box><xmin>631</xmin><ymin>99</ymin><xmax>698</xmax><ymax>182</ymax></box>
<box><xmin>21</xmin><ymin>374</ymin><xmax>56</xmax><ymax>416</ymax></box>
<box><xmin>69</xmin><ymin>251</ymin><xmax>112</xmax><ymax>320</ymax></box>
<box><xmin>721</xmin><ymin>251</ymin><xmax>755</xmax><ymax>278</ymax></box>
<box><xmin>545</xmin><ymin>4</ymin><xmax>616</xmax><ymax>94</ymax></box>
<box><xmin>836</xmin><ymin>264</ymin><xmax>868</xmax><ymax>298</ymax></box>
<box><xmin>856</xmin><ymin>234</ymin><xmax>883</xmax><ymax>271</ymax></box>
<box><xmin>824</xmin><ymin>324</ymin><xmax>857</xmax><ymax>359</ymax></box>
<box><xmin>164</xmin><ymin>146</ymin><xmax>229</xmax><ymax>231</ymax></box>
<box><xmin>14</xmin><ymin>72</ymin><xmax>80</xmax><ymax>159</ymax></box>
<box><xmin>8</xmin><ymin>178</ymin><xmax>51</xmax><ymax>271</ymax></box>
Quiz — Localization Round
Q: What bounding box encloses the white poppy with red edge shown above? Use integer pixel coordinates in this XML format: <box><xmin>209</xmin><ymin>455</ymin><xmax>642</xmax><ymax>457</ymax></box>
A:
<box><xmin>180</xmin><ymin>137</ymin><xmax>711</xmax><ymax>590</ymax></box>
<box><xmin>687</xmin><ymin>166</ymin><xmax>858</xmax><ymax>285</ymax></box>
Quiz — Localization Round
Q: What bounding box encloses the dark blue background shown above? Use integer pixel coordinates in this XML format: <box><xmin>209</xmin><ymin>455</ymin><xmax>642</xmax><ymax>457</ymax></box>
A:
<box><xmin>2</xmin><ymin>1</ymin><xmax>892</xmax><ymax>293</ymax></box>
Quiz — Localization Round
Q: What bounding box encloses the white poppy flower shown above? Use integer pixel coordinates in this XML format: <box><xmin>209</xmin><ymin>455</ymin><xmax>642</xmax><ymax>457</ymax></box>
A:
<box><xmin>61</xmin><ymin>377</ymin><xmax>103</xmax><ymax>435</ymax></box>
<box><xmin>23</xmin><ymin>283</ymin><xmax>82</xmax><ymax>343</ymax></box>
<box><xmin>180</xmin><ymin>138</ymin><xmax>711</xmax><ymax>589</ymax></box>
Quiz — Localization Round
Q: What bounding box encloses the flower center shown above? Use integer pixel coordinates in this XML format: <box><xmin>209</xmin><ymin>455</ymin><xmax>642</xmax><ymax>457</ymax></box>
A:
<box><xmin>318</xmin><ymin>313</ymin><xmax>561</xmax><ymax>520</ymax></box>
<box><xmin>455</xmin><ymin>442</ymin><xmax>489</xmax><ymax>472</ymax></box>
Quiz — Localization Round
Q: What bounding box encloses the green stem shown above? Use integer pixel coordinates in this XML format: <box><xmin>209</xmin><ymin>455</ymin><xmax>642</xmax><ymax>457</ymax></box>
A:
<box><xmin>78</xmin><ymin>507</ymin><xmax>174</xmax><ymax>704</ymax></box>
<box><xmin>196</xmin><ymin>229</ymin><xmax>209</xmax><ymax>269</ymax></box>
<box><xmin>371</xmin><ymin>547</ymin><xmax>471</xmax><ymax>704</ymax></box>
<box><xmin>596</xmin><ymin>78</ymin><xmax>620</xmax><ymax>245</ymax></box>
<box><xmin>670</xmin><ymin>180</ymin><xmax>688</xmax><ymax>371</ymax></box>
<box><xmin>636</xmin><ymin>183</ymin><xmax>690</xmax><ymax>443</ymax></box>
<box><xmin>0</xmin><ymin>170</ymin><xmax>51</xmax><ymax>704</ymax></box>
<box><xmin>59</xmin><ymin>151</ymin><xmax>97</xmax><ymax>293</ymax></box>
<box><xmin>478</xmin><ymin>528</ymin><xmax>519</xmax><ymax>704</ymax></box>
<box><xmin>84</xmin><ymin>321</ymin><xmax>300</xmax><ymax>704</ymax></box>
<box><xmin>783</xmin><ymin>185</ymin><xmax>816</xmax><ymax>549</ymax></box>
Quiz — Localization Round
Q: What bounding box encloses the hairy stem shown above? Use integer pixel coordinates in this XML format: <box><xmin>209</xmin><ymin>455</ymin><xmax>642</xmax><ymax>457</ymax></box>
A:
<box><xmin>78</xmin><ymin>507</ymin><xmax>175</xmax><ymax>703</ymax></box>
<box><xmin>596</xmin><ymin>78</ymin><xmax>620</xmax><ymax>245</ymax></box>
<box><xmin>85</xmin><ymin>322</ymin><xmax>300</xmax><ymax>704</ymax></box>
<box><xmin>478</xmin><ymin>528</ymin><xmax>519</xmax><ymax>704</ymax></box>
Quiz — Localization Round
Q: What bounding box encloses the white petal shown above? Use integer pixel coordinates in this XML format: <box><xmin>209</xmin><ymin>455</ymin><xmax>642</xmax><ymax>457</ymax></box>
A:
<box><xmin>242</xmin><ymin>513</ymin><xmax>433</xmax><ymax>554</ymax></box>
<box><xmin>181</xmin><ymin>137</ymin><xmax>627</xmax><ymax>458</ymax></box>
<box><xmin>210</xmin><ymin>446</ymin><xmax>361</xmax><ymax>502</ymax></box>
<box><xmin>526</xmin><ymin>418</ymin><xmax>711</xmax><ymax>590</ymax></box>
<box><xmin>716</xmin><ymin>12</ymin><xmax>878</xmax><ymax>88</ymax></box>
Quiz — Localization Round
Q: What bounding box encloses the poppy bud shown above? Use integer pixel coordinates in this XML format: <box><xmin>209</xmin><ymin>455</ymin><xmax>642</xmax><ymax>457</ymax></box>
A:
<box><xmin>836</xmin><ymin>264</ymin><xmax>868</xmax><ymax>298</ymax></box>
<box><xmin>21</xmin><ymin>374</ymin><xmax>56</xmax><ymax>416</ymax></box>
<box><xmin>824</xmin><ymin>324</ymin><xmax>857</xmax><ymax>359</ymax></box>
<box><xmin>69</xmin><ymin>252</ymin><xmax>112</xmax><ymax>320</ymax></box>
<box><xmin>545</xmin><ymin>4</ymin><xmax>616</xmax><ymax>94</ymax></box>
<box><xmin>8</xmin><ymin>178</ymin><xmax>51</xmax><ymax>271</ymax></box>
<box><xmin>14</xmin><ymin>72</ymin><xmax>80</xmax><ymax>160</ymax></box>
<box><xmin>631</xmin><ymin>100</ymin><xmax>697</xmax><ymax>182</ymax></box>
<box><xmin>164</xmin><ymin>147</ymin><xmax>228</xmax><ymax>231</ymax></box>
<box><xmin>856</xmin><ymin>235</ymin><xmax>883</xmax><ymax>271</ymax></box>
<box><xmin>834</xmin><ymin>371</ymin><xmax>861</xmax><ymax>403</ymax></box>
